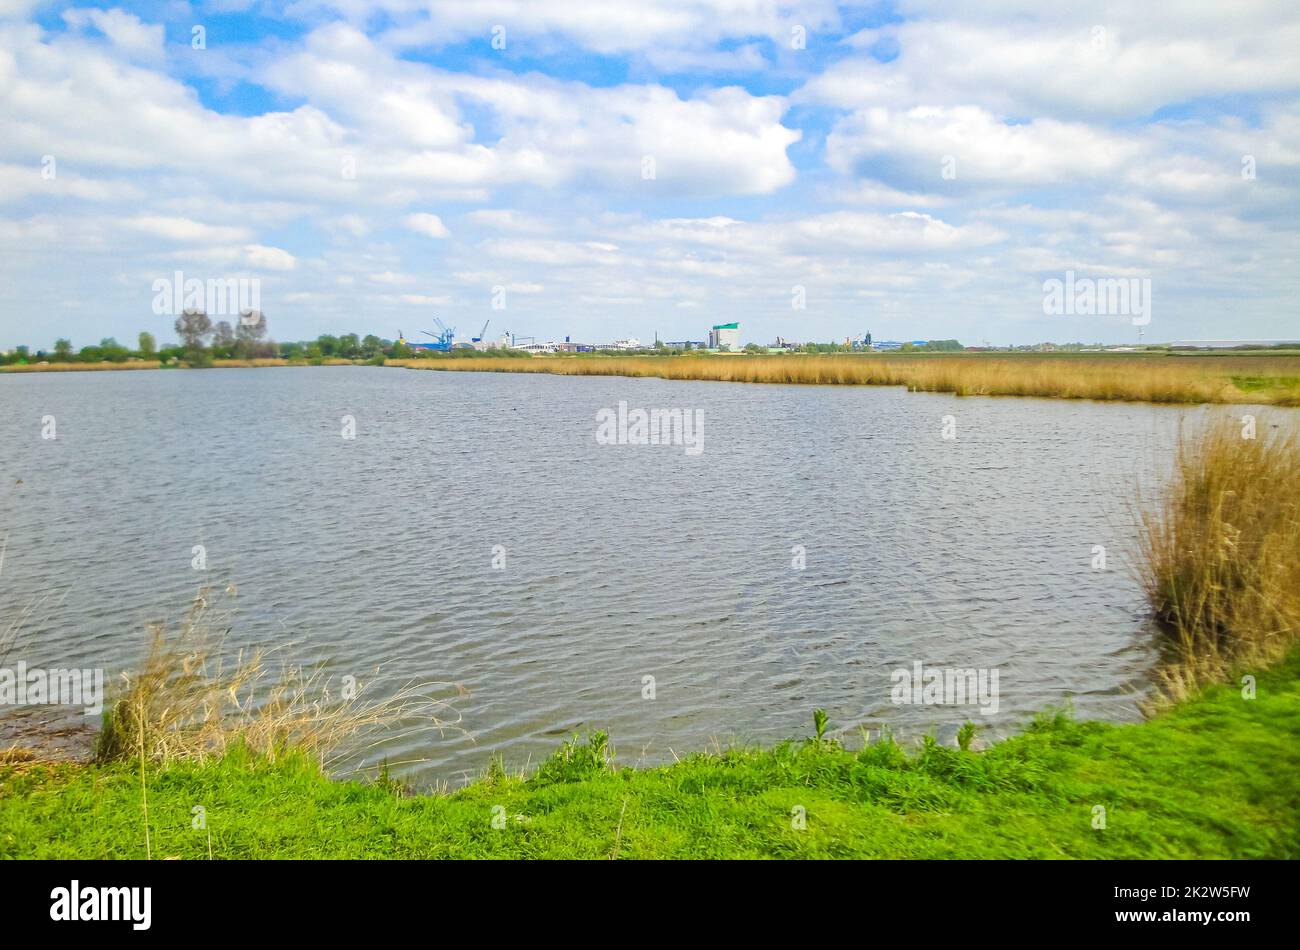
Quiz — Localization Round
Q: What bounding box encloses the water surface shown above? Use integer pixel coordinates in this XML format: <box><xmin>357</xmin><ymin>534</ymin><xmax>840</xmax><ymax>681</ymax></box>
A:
<box><xmin>0</xmin><ymin>366</ymin><xmax>1241</xmax><ymax>784</ymax></box>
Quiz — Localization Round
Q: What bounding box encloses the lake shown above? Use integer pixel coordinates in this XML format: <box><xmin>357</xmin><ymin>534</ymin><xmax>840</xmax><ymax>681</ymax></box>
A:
<box><xmin>0</xmin><ymin>366</ymin><xmax>1239</xmax><ymax>785</ymax></box>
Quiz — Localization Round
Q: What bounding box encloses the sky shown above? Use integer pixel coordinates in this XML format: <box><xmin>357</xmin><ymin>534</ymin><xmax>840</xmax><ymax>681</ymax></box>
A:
<box><xmin>1</xmin><ymin>0</ymin><xmax>1298</xmax><ymax>349</ymax></box>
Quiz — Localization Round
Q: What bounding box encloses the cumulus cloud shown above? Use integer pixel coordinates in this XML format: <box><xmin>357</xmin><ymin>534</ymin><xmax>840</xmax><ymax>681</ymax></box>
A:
<box><xmin>61</xmin><ymin>8</ymin><xmax>163</xmax><ymax>60</ymax></box>
<box><xmin>404</xmin><ymin>213</ymin><xmax>450</xmax><ymax>238</ymax></box>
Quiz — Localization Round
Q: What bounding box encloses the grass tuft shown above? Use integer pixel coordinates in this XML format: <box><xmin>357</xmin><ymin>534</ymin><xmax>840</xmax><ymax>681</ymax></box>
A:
<box><xmin>1138</xmin><ymin>418</ymin><xmax>1300</xmax><ymax>700</ymax></box>
<box><xmin>93</xmin><ymin>588</ymin><xmax>459</xmax><ymax>770</ymax></box>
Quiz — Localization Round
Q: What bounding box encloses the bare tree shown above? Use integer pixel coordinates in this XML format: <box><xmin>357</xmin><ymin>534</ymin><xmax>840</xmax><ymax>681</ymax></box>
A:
<box><xmin>236</xmin><ymin>310</ymin><xmax>269</xmax><ymax>358</ymax></box>
<box><xmin>175</xmin><ymin>309</ymin><xmax>212</xmax><ymax>347</ymax></box>
<box><xmin>175</xmin><ymin>309</ymin><xmax>213</xmax><ymax>365</ymax></box>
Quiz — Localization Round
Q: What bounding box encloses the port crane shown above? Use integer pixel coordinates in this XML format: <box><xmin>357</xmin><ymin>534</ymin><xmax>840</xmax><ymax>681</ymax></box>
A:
<box><xmin>471</xmin><ymin>320</ymin><xmax>490</xmax><ymax>347</ymax></box>
<box><xmin>420</xmin><ymin>317</ymin><xmax>456</xmax><ymax>351</ymax></box>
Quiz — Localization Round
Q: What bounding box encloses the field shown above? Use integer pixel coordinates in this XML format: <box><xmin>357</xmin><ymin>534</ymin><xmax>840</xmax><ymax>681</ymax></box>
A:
<box><xmin>392</xmin><ymin>352</ymin><xmax>1300</xmax><ymax>405</ymax></box>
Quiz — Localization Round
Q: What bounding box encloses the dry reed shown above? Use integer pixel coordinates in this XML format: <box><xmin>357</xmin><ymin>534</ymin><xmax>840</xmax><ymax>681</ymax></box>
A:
<box><xmin>95</xmin><ymin>588</ymin><xmax>461</xmax><ymax>769</ymax></box>
<box><xmin>393</xmin><ymin>354</ymin><xmax>1300</xmax><ymax>405</ymax></box>
<box><xmin>1138</xmin><ymin>417</ymin><xmax>1300</xmax><ymax>699</ymax></box>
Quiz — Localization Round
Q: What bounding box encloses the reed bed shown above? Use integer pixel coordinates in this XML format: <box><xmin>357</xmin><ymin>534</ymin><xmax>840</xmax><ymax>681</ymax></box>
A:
<box><xmin>393</xmin><ymin>354</ymin><xmax>1300</xmax><ymax>405</ymax></box>
<box><xmin>95</xmin><ymin>588</ymin><xmax>460</xmax><ymax>769</ymax></box>
<box><xmin>0</xmin><ymin>357</ymin><xmax>372</xmax><ymax>373</ymax></box>
<box><xmin>213</xmin><ymin>358</ymin><xmax>293</xmax><ymax>368</ymax></box>
<box><xmin>0</xmin><ymin>361</ymin><xmax>159</xmax><ymax>373</ymax></box>
<box><xmin>1138</xmin><ymin>418</ymin><xmax>1300</xmax><ymax>699</ymax></box>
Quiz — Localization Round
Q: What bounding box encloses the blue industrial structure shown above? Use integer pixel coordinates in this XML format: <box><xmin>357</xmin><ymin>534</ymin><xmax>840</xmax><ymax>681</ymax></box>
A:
<box><xmin>419</xmin><ymin>317</ymin><xmax>457</xmax><ymax>350</ymax></box>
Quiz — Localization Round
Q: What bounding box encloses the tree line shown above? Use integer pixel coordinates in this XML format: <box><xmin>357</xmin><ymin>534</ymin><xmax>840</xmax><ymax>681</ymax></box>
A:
<box><xmin>2</xmin><ymin>311</ymin><xmax>420</xmax><ymax>366</ymax></box>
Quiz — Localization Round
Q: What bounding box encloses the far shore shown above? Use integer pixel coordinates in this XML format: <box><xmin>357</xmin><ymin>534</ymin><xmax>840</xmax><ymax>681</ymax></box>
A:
<box><xmin>0</xmin><ymin>357</ymin><xmax>355</xmax><ymax>373</ymax></box>
<box><xmin>5</xmin><ymin>351</ymin><xmax>1300</xmax><ymax>406</ymax></box>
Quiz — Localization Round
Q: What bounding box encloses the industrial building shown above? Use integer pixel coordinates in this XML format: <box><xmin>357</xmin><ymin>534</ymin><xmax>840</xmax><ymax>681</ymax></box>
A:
<box><xmin>707</xmin><ymin>322</ymin><xmax>740</xmax><ymax>350</ymax></box>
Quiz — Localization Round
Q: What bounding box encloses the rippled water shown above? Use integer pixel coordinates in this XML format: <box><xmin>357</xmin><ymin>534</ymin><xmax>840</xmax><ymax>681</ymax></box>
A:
<box><xmin>0</xmin><ymin>366</ymin><xmax>1245</xmax><ymax>785</ymax></box>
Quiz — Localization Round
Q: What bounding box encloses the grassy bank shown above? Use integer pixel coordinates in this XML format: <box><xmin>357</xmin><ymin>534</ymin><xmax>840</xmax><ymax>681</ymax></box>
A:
<box><xmin>393</xmin><ymin>353</ymin><xmax>1300</xmax><ymax>405</ymax></box>
<box><xmin>2</xmin><ymin>651</ymin><xmax>1297</xmax><ymax>858</ymax></box>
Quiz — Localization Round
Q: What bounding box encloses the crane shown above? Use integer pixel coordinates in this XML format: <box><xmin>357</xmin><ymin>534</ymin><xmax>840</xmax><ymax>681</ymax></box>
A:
<box><xmin>420</xmin><ymin>317</ymin><xmax>456</xmax><ymax>351</ymax></box>
<box><xmin>472</xmin><ymin>320</ymin><xmax>490</xmax><ymax>347</ymax></box>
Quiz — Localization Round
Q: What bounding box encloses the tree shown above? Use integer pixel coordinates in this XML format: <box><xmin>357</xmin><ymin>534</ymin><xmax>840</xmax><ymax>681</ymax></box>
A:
<box><xmin>99</xmin><ymin>337</ymin><xmax>130</xmax><ymax>362</ymax></box>
<box><xmin>53</xmin><ymin>338</ymin><xmax>73</xmax><ymax>361</ymax></box>
<box><xmin>235</xmin><ymin>311</ymin><xmax>268</xmax><ymax>357</ymax></box>
<box><xmin>175</xmin><ymin>309</ymin><xmax>213</xmax><ymax>366</ymax></box>
<box><xmin>213</xmin><ymin>321</ymin><xmax>235</xmax><ymax>350</ymax></box>
<box><xmin>137</xmin><ymin>332</ymin><xmax>157</xmax><ymax>357</ymax></box>
<box><xmin>175</xmin><ymin>309</ymin><xmax>212</xmax><ymax>346</ymax></box>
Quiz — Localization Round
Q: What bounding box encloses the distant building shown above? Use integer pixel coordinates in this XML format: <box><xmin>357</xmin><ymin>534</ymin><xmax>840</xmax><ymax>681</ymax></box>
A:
<box><xmin>708</xmin><ymin>322</ymin><xmax>740</xmax><ymax>350</ymax></box>
<box><xmin>592</xmin><ymin>337</ymin><xmax>644</xmax><ymax>351</ymax></box>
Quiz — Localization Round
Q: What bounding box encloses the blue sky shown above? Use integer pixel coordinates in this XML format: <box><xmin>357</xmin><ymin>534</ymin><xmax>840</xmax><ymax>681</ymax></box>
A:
<box><xmin>1</xmin><ymin>0</ymin><xmax>1298</xmax><ymax>349</ymax></box>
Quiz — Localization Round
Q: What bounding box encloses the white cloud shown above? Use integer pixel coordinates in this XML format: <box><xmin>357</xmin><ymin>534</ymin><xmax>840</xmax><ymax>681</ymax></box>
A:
<box><xmin>464</xmin><ymin>209</ymin><xmax>552</xmax><ymax>233</ymax></box>
<box><xmin>243</xmin><ymin>245</ymin><xmax>297</xmax><ymax>271</ymax></box>
<box><xmin>124</xmin><ymin>216</ymin><xmax>253</xmax><ymax>243</ymax></box>
<box><xmin>368</xmin><ymin>0</ymin><xmax>842</xmax><ymax>58</ymax></box>
<box><xmin>61</xmin><ymin>8</ymin><xmax>164</xmax><ymax>60</ymax></box>
<box><xmin>826</xmin><ymin>106</ymin><xmax>1141</xmax><ymax>188</ymax></box>
<box><xmin>403</xmin><ymin>212</ymin><xmax>449</xmax><ymax>238</ymax></box>
<box><xmin>812</xmin><ymin>12</ymin><xmax>1300</xmax><ymax>120</ymax></box>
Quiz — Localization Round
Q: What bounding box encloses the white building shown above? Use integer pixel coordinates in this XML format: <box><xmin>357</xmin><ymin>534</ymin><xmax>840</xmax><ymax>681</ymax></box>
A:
<box><xmin>592</xmin><ymin>337</ymin><xmax>644</xmax><ymax>351</ymax></box>
<box><xmin>707</xmin><ymin>323</ymin><xmax>740</xmax><ymax>350</ymax></box>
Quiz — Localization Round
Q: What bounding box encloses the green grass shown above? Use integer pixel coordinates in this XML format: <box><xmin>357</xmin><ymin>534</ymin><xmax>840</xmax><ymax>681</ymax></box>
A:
<box><xmin>3</xmin><ymin>650</ymin><xmax>1297</xmax><ymax>859</ymax></box>
<box><xmin>1230</xmin><ymin>374</ymin><xmax>1300</xmax><ymax>393</ymax></box>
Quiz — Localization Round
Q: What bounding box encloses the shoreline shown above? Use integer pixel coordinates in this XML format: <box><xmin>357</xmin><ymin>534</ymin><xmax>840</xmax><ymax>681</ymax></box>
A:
<box><xmin>3</xmin><ymin>649</ymin><xmax>1297</xmax><ymax>858</ymax></box>
<box><xmin>4</xmin><ymin>352</ymin><xmax>1300</xmax><ymax>406</ymax></box>
<box><xmin>0</xmin><ymin>357</ymin><xmax>356</xmax><ymax>373</ymax></box>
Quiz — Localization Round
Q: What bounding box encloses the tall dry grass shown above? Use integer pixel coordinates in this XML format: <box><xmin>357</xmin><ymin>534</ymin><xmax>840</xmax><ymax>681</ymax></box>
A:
<box><xmin>393</xmin><ymin>354</ymin><xmax>1300</xmax><ymax>405</ymax></box>
<box><xmin>95</xmin><ymin>588</ymin><xmax>460</xmax><ymax>769</ymax></box>
<box><xmin>0</xmin><ymin>361</ymin><xmax>159</xmax><ymax>373</ymax></box>
<box><xmin>1139</xmin><ymin>418</ymin><xmax>1300</xmax><ymax>699</ymax></box>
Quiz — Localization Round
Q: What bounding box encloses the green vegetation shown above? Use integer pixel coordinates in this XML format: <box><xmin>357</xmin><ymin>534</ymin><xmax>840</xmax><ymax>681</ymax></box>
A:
<box><xmin>2</xmin><ymin>652</ymin><xmax>1297</xmax><ymax>858</ymax></box>
<box><xmin>0</xmin><ymin>316</ymin><xmax>534</xmax><ymax>370</ymax></box>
